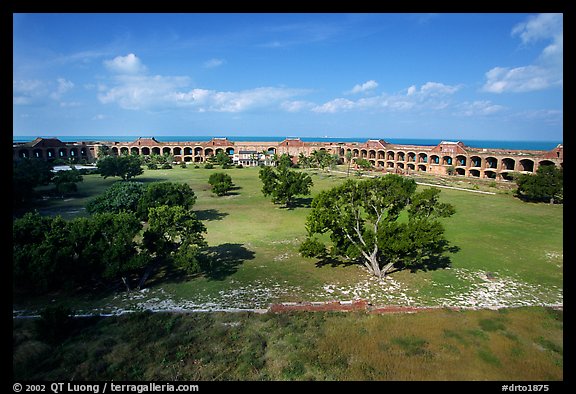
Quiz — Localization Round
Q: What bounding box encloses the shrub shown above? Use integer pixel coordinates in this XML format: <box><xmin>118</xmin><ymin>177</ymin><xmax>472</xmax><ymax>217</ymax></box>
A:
<box><xmin>208</xmin><ymin>172</ymin><xmax>234</xmax><ymax>196</ymax></box>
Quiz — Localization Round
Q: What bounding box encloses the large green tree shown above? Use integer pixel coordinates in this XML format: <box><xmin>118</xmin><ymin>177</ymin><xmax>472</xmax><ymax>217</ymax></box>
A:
<box><xmin>86</xmin><ymin>181</ymin><xmax>146</xmax><ymax>215</ymax></box>
<box><xmin>68</xmin><ymin>212</ymin><xmax>147</xmax><ymax>291</ymax></box>
<box><xmin>142</xmin><ymin>205</ymin><xmax>207</xmax><ymax>276</ymax></box>
<box><xmin>13</xmin><ymin>212</ymin><xmax>71</xmax><ymax>292</ymax></box>
<box><xmin>259</xmin><ymin>166</ymin><xmax>313</xmax><ymax>207</ymax></box>
<box><xmin>299</xmin><ymin>175</ymin><xmax>456</xmax><ymax>278</ymax></box>
<box><xmin>13</xmin><ymin>211</ymin><xmax>147</xmax><ymax>292</ymax></box>
<box><xmin>52</xmin><ymin>168</ymin><xmax>83</xmax><ymax>196</ymax></box>
<box><xmin>515</xmin><ymin>165</ymin><xmax>563</xmax><ymax>204</ymax></box>
<box><xmin>96</xmin><ymin>154</ymin><xmax>143</xmax><ymax>180</ymax></box>
<box><xmin>137</xmin><ymin>182</ymin><xmax>197</xmax><ymax>220</ymax></box>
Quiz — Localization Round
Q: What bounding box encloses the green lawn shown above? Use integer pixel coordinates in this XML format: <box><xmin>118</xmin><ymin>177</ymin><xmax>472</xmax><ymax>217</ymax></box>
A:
<box><xmin>14</xmin><ymin>165</ymin><xmax>562</xmax><ymax>314</ymax></box>
<box><xmin>13</xmin><ymin>165</ymin><xmax>564</xmax><ymax>381</ymax></box>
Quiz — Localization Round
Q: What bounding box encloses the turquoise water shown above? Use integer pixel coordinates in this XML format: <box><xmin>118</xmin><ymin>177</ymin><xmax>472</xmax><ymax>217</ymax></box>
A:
<box><xmin>12</xmin><ymin>135</ymin><xmax>562</xmax><ymax>151</ymax></box>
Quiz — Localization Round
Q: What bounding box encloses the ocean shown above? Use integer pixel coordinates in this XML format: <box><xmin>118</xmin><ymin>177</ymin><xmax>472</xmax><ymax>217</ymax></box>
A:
<box><xmin>12</xmin><ymin>135</ymin><xmax>562</xmax><ymax>151</ymax></box>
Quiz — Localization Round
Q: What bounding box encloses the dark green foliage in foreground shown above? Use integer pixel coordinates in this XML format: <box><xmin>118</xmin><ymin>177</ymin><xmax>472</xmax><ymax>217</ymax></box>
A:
<box><xmin>143</xmin><ymin>205</ymin><xmax>207</xmax><ymax>274</ymax></box>
<box><xmin>13</xmin><ymin>158</ymin><xmax>53</xmax><ymax>207</ymax></box>
<box><xmin>13</xmin><ymin>212</ymin><xmax>72</xmax><ymax>292</ymax></box>
<box><xmin>86</xmin><ymin>181</ymin><xmax>146</xmax><ymax>215</ymax></box>
<box><xmin>515</xmin><ymin>165</ymin><xmax>563</xmax><ymax>204</ymax></box>
<box><xmin>13</xmin><ymin>211</ymin><xmax>146</xmax><ymax>293</ymax></box>
<box><xmin>137</xmin><ymin>182</ymin><xmax>197</xmax><ymax>220</ymax></box>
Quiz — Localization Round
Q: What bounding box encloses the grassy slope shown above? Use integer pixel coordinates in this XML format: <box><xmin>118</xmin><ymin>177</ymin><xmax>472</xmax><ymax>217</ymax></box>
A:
<box><xmin>13</xmin><ymin>307</ymin><xmax>563</xmax><ymax>381</ymax></box>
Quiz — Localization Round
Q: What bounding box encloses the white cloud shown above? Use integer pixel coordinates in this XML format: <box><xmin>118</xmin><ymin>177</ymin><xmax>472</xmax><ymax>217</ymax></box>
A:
<box><xmin>419</xmin><ymin>81</ymin><xmax>460</xmax><ymax>96</ymax></box>
<box><xmin>482</xmin><ymin>65</ymin><xmax>559</xmax><ymax>93</ymax></box>
<box><xmin>348</xmin><ymin>80</ymin><xmax>378</xmax><ymax>94</ymax></box>
<box><xmin>203</xmin><ymin>58</ymin><xmax>225</xmax><ymax>68</ymax></box>
<box><xmin>454</xmin><ymin>100</ymin><xmax>505</xmax><ymax>116</ymax></box>
<box><xmin>482</xmin><ymin>13</ymin><xmax>562</xmax><ymax>93</ymax></box>
<box><xmin>14</xmin><ymin>78</ymin><xmax>75</xmax><ymax>105</ymax></box>
<box><xmin>13</xmin><ymin>79</ymin><xmax>47</xmax><ymax>105</ymax></box>
<box><xmin>98</xmin><ymin>74</ymin><xmax>191</xmax><ymax>110</ymax></box>
<box><xmin>312</xmin><ymin>98</ymin><xmax>356</xmax><ymax>113</ymax></box>
<box><xmin>281</xmin><ymin>100</ymin><xmax>315</xmax><ymax>112</ymax></box>
<box><xmin>98</xmin><ymin>71</ymin><xmax>305</xmax><ymax>112</ymax></box>
<box><xmin>312</xmin><ymin>81</ymin><xmax>460</xmax><ymax>114</ymax></box>
<box><xmin>104</xmin><ymin>53</ymin><xmax>147</xmax><ymax>74</ymax></box>
<box><xmin>169</xmin><ymin>87</ymin><xmax>306</xmax><ymax>112</ymax></box>
<box><xmin>50</xmin><ymin>78</ymin><xmax>74</xmax><ymax>100</ymax></box>
<box><xmin>511</xmin><ymin>109</ymin><xmax>562</xmax><ymax>125</ymax></box>
<box><xmin>511</xmin><ymin>13</ymin><xmax>562</xmax><ymax>45</ymax></box>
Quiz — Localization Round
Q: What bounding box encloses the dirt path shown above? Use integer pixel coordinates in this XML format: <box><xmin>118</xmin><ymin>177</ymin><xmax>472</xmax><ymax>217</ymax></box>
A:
<box><xmin>13</xmin><ymin>299</ymin><xmax>563</xmax><ymax>319</ymax></box>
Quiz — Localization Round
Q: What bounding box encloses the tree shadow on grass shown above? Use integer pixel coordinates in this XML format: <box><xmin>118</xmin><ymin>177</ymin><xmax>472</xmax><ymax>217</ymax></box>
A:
<box><xmin>283</xmin><ymin>197</ymin><xmax>313</xmax><ymax>210</ymax></box>
<box><xmin>388</xmin><ymin>244</ymin><xmax>461</xmax><ymax>275</ymax></box>
<box><xmin>314</xmin><ymin>256</ymin><xmax>357</xmax><ymax>268</ymax></box>
<box><xmin>203</xmin><ymin>243</ymin><xmax>256</xmax><ymax>281</ymax></box>
<box><xmin>312</xmin><ymin>244</ymin><xmax>460</xmax><ymax>274</ymax></box>
<box><xmin>195</xmin><ymin>209</ymin><xmax>229</xmax><ymax>221</ymax></box>
<box><xmin>133</xmin><ymin>176</ymin><xmax>170</xmax><ymax>184</ymax></box>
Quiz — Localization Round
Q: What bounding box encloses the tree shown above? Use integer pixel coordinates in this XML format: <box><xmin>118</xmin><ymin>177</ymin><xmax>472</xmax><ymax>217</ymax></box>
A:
<box><xmin>86</xmin><ymin>181</ymin><xmax>146</xmax><ymax>214</ymax></box>
<box><xmin>515</xmin><ymin>165</ymin><xmax>563</xmax><ymax>204</ymax></box>
<box><xmin>96</xmin><ymin>154</ymin><xmax>143</xmax><ymax>180</ymax></box>
<box><xmin>13</xmin><ymin>211</ymin><xmax>72</xmax><ymax>292</ymax></box>
<box><xmin>345</xmin><ymin>151</ymin><xmax>353</xmax><ymax>177</ymax></box>
<box><xmin>13</xmin><ymin>158</ymin><xmax>53</xmax><ymax>207</ymax></box>
<box><xmin>310</xmin><ymin>149</ymin><xmax>332</xmax><ymax>171</ymax></box>
<box><xmin>208</xmin><ymin>172</ymin><xmax>234</xmax><ymax>196</ymax></box>
<box><xmin>259</xmin><ymin>166</ymin><xmax>313</xmax><ymax>207</ymax></box>
<box><xmin>68</xmin><ymin>212</ymin><xmax>147</xmax><ymax>291</ymax></box>
<box><xmin>137</xmin><ymin>182</ymin><xmax>197</xmax><ymax>220</ymax></box>
<box><xmin>211</xmin><ymin>151</ymin><xmax>232</xmax><ymax>166</ymax></box>
<box><xmin>298</xmin><ymin>152</ymin><xmax>310</xmax><ymax>169</ymax></box>
<box><xmin>52</xmin><ymin>168</ymin><xmax>83</xmax><ymax>196</ymax></box>
<box><xmin>13</xmin><ymin>210</ymin><xmax>148</xmax><ymax>292</ymax></box>
<box><xmin>299</xmin><ymin>175</ymin><xmax>456</xmax><ymax>278</ymax></box>
<box><xmin>277</xmin><ymin>153</ymin><xmax>293</xmax><ymax>169</ymax></box>
<box><xmin>142</xmin><ymin>205</ymin><xmax>207</xmax><ymax>277</ymax></box>
<box><xmin>97</xmin><ymin>145</ymin><xmax>112</xmax><ymax>159</ymax></box>
<box><xmin>355</xmin><ymin>158</ymin><xmax>372</xmax><ymax>172</ymax></box>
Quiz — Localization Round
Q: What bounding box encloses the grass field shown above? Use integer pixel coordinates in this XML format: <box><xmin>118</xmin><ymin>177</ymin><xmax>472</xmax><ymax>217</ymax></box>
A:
<box><xmin>13</xmin><ymin>307</ymin><xmax>563</xmax><ymax>381</ymax></box>
<box><xmin>14</xmin><ymin>165</ymin><xmax>563</xmax><ymax>315</ymax></box>
<box><xmin>13</xmin><ymin>164</ymin><xmax>563</xmax><ymax>381</ymax></box>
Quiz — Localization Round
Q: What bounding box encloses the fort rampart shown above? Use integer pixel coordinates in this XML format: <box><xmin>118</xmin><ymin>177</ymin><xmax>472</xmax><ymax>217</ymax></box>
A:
<box><xmin>13</xmin><ymin>137</ymin><xmax>563</xmax><ymax>181</ymax></box>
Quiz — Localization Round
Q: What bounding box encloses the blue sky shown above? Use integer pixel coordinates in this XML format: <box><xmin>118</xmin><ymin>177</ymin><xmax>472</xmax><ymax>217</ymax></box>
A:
<box><xmin>13</xmin><ymin>13</ymin><xmax>563</xmax><ymax>141</ymax></box>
